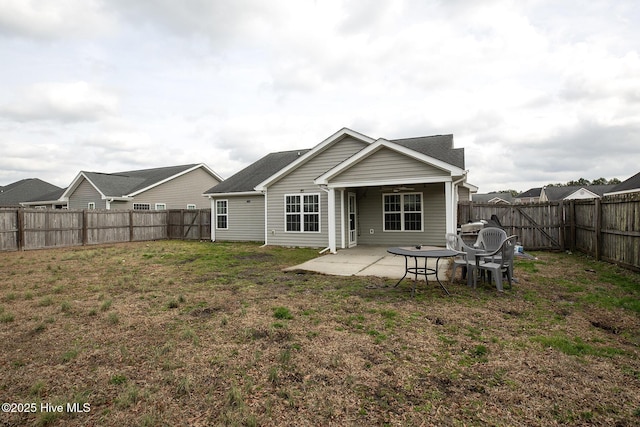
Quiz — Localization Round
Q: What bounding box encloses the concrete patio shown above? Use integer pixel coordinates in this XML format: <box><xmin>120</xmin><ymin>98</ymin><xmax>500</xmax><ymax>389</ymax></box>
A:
<box><xmin>284</xmin><ymin>245</ymin><xmax>453</xmax><ymax>282</ymax></box>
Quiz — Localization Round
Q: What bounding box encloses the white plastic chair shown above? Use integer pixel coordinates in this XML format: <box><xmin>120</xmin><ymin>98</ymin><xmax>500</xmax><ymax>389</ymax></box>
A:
<box><xmin>476</xmin><ymin>235</ymin><xmax>517</xmax><ymax>291</ymax></box>
<box><xmin>475</xmin><ymin>227</ymin><xmax>507</xmax><ymax>252</ymax></box>
<box><xmin>446</xmin><ymin>233</ymin><xmax>483</xmax><ymax>287</ymax></box>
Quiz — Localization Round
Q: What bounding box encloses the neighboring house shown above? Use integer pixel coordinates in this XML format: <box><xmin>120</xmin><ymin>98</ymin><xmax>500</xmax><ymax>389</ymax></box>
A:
<box><xmin>203</xmin><ymin>127</ymin><xmax>475</xmax><ymax>252</ymax></box>
<box><xmin>0</xmin><ymin>178</ymin><xmax>62</xmax><ymax>207</ymax></box>
<box><xmin>515</xmin><ymin>187</ymin><xmax>542</xmax><ymax>204</ymax></box>
<box><xmin>60</xmin><ymin>164</ymin><xmax>222</xmax><ymax>210</ymax></box>
<box><xmin>21</xmin><ymin>187</ymin><xmax>68</xmax><ymax>209</ymax></box>
<box><xmin>539</xmin><ymin>184</ymin><xmax>616</xmax><ymax>202</ymax></box>
<box><xmin>604</xmin><ymin>172</ymin><xmax>640</xmax><ymax>197</ymax></box>
<box><xmin>471</xmin><ymin>192</ymin><xmax>514</xmax><ymax>204</ymax></box>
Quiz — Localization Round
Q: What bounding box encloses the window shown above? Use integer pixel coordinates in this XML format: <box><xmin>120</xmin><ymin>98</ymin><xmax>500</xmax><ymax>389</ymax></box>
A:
<box><xmin>87</xmin><ymin>202</ymin><xmax>95</xmax><ymax>210</ymax></box>
<box><xmin>285</xmin><ymin>193</ymin><xmax>320</xmax><ymax>232</ymax></box>
<box><xmin>216</xmin><ymin>200</ymin><xmax>228</xmax><ymax>229</ymax></box>
<box><xmin>133</xmin><ymin>203</ymin><xmax>150</xmax><ymax>210</ymax></box>
<box><xmin>155</xmin><ymin>203</ymin><xmax>167</xmax><ymax>210</ymax></box>
<box><xmin>383</xmin><ymin>193</ymin><xmax>423</xmax><ymax>232</ymax></box>
<box><xmin>186</xmin><ymin>204</ymin><xmax>197</xmax><ymax>210</ymax></box>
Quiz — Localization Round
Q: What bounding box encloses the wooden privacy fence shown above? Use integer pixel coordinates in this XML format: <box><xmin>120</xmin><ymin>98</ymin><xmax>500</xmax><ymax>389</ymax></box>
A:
<box><xmin>0</xmin><ymin>208</ymin><xmax>211</xmax><ymax>252</ymax></box>
<box><xmin>167</xmin><ymin>209</ymin><xmax>211</xmax><ymax>240</ymax></box>
<box><xmin>459</xmin><ymin>194</ymin><xmax>640</xmax><ymax>271</ymax></box>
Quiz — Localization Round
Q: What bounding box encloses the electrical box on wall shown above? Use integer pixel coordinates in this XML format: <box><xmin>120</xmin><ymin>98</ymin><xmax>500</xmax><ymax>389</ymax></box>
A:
<box><xmin>369</xmin><ymin>229</ymin><xmax>374</xmax><ymax>234</ymax></box>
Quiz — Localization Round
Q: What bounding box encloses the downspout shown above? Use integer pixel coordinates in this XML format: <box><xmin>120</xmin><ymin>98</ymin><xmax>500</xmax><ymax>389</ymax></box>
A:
<box><xmin>260</xmin><ymin>191</ymin><xmax>268</xmax><ymax>248</ymax></box>
<box><xmin>451</xmin><ymin>171</ymin><xmax>468</xmax><ymax>234</ymax></box>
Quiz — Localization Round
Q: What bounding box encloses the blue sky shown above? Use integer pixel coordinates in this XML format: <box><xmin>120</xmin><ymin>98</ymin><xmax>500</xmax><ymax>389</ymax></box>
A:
<box><xmin>1</xmin><ymin>0</ymin><xmax>639</xmax><ymax>193</ymax></box>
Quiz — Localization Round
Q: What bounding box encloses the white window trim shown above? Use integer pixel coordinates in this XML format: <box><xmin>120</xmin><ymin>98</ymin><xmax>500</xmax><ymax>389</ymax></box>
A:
<box><xmin>186</xmin><ymin>204</ymin><xmax>197</xmax><ymax>210</ymax></box>
<box><xmin>87</xmin><ymin>202</ymin><xmax>95</xmax><ymax>210</ymax></box>
<box><xmin>284</xmin><ymin>193</ymin><xmax>321</xmax><ymax>233</ymax></box>
<box><xmin>133</xmin><ymin>203</ymin><xmax>151</xmax><ymax>211</ymax></box>
<box><xmin>382</xmin><ymin>192</ymin><xmax>424</xmax><ymax>232</ymax></box>
<box><xmin>155</xmin><ymin>203</ymin><xmax>167</xmax><ymax>210</ymax></box>
<box><xmin>216</xmin><ymin>199</ymin><xmax>228</xmax><ymax>230</ymax></box>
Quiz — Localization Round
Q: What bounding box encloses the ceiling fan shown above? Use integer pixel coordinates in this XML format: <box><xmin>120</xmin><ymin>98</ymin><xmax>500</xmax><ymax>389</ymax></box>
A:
<box><xmin>381</xmin><ymin>185</ymin><xmax>415</xmax><ymax>193</ymax></box>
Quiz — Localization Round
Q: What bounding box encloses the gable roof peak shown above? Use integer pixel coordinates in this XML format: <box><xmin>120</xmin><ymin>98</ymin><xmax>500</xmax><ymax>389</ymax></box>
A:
<box><xmin>64</xmin><ymin>163</ymin><xmax>220</xmax><ymax>199</ymax></box>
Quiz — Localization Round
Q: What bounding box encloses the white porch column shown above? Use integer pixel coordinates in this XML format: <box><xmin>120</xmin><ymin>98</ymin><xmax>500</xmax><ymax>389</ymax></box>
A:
<box><xmin>210</xmin><ymin>197</ymin><xmax>216</xmax><ymax>242</ymax></box>
<box><xmin>445</xmin><ymin>181</ymin><xmax>455</xmax><ymax>235</ymax></box>
<box><xmin>327</xmin><ymin>187</ymin><xmax>337</xmax><ymax>253</ymax></box>
<box><xmin>339</xmin><ymin>189</ymin><xmax>345</xmax><ymax>249</ymax></box>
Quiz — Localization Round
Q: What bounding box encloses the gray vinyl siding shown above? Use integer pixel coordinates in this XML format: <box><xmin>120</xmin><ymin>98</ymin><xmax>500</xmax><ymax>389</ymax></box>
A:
<box><xmin>213</xmin><ymin>195</ymin><xmax>265</xmax><ymax>242</ymax></box>
<box><xmin>68</xmin><ymin>180</ymin><xmax>106</xmax><ymax>210</ymax></box>
<box><xmin>458</xmin><ymin>186</ymin><xmax>471</xmax><ymax>202</ymax></box>
<box><xmin>356</xmin><ymin>183</ymin><xmax>446</xmax><ymax>247</ymax></box>
<box><xmin>266</xmin><ymin>136</ymin><xmax>368</xmax><ymax>248</ymax></box>
<box><xmin>331</xmin><ymin>147</ymin><xmax>446</xmax><ymax>184</ymax></box>
<box><xmin>120</xmin><ymin>168</ymin><xmax>219</xmax><ymax>210</ymax></box>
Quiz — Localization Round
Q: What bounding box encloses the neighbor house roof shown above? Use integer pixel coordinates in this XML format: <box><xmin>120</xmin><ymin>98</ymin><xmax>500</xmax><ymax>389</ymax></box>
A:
<box><xmin>21</xmin><ymin>187</ymin><xmax>68</xmax><ymax>206</ymax></box>
<box><xmin>63</xmin><ymin>164</ymin><xmax>222</xmax><ymax>200</ymax></box>
<box><xmin>605</xmin><ymin>171</ymin><xmax>640</xmax><ymax>196</ymax></box>
<box><xmin>472</xmin><ymin>192</ymin><xmax>514</xmax><ymax>203</ymax></box>
<box><xmin>0</xmin><ymin>178</ymin><xmax>62</xmax><ymax>206</ymax></box>
<box><xmin>516</xmin><ymin>188</ymin><xmax>542</xmax><ymax>199</ymax></box>
<box><xmin>542</xmin><ymin>184</ymin><xmax>616</xmax><ymax>201</ymax></box>
<box><xmin>204</xmin><ymin>150</ymin><xmax>311</xmax><ymax>195</ymax></box>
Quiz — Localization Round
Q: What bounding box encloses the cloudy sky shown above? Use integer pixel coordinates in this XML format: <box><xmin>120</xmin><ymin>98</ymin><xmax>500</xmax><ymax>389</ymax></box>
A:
<box><xmin>1</xmin><ymin>0</ymin><xmax>638</xmax><ymax>193</ymax></box>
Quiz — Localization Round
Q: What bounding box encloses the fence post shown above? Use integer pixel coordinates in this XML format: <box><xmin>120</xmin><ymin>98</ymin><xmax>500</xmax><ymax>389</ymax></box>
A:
<box><xmin>129</xmin><ymin>210</ymin><xmax>134</xmax><ymax>242</ymax></box>
<box><xmin>557</xmin><ymin>201</ymin><xmax>567</xmax><ymax>251</ymax></box>
<box><xmin>181</xmin><ymin>209</ymin><xmax>185</xmax><ymax>239</ymax></box>
<box><xmin>16</xmin><ymin>208</ymin><xmax>24</xmax><ymax>251</ymax></box>
<box><xmin>569</xmin><ymin>200</ymin><xmax>576</xmax><ymax>252</ymax></box>
<box><xmin>594</xmin><ymin>198</ymin><xmax>602</xmax><ymax>261</ymax></box>
<box><xmin>82</xmin><ymin>210</ymin><xmax>88</xmax><ymax>246</ymax></box>
<box><xmin>199</xmin><ymin>209</ymin><xmax>204</xmax><ymax>240</ymax></box>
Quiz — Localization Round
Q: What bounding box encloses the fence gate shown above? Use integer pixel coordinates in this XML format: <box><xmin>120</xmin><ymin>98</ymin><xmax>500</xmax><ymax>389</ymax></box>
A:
<box><xmin>458</xmin><ymin>202</ymin><xmax>564</xmax><ymax>250</ymax></box>
<box><xmin>167</xmin><ymin>209</ymin><xmax>211</xmax><ymax>240</ymax></box>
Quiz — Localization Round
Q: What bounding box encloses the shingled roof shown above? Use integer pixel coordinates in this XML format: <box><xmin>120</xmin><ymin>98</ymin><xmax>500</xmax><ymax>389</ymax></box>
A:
<box><xmin>606</xmin><ymin>171</ymin><xmax>640</xmax><ymax>195</ymax></box>
<box><xmin>542</xmin><ymin>184</ymin><xmax>616</xmax><ymax>201</ymax></box>
<box><xmin>72</xmin><ymin>164</ymin><xmax>217</xmax><ymax>198</ymax></box>
<box><xmin>0</xmin><ymin>178</ymin><xmax>62</xmax><ymax>206</ymax></box>
<box><xmin>516</xmin><ymin>188</ymin><xmax>542</xmax><ymax>198</ymax></box>
<box><xmin>204</xmin><ymin>150</ymin><xmax>310</xmax><ymax>194</ymax></box>
<box><xmin>391</xmin><ymin>134</ymin><xmax>464</xmax><ymax>169</ymax></box>
<box><xmin>206</xmin><ymin>132</ymin><xmax>464</xmax><ymax>195</ymax></box>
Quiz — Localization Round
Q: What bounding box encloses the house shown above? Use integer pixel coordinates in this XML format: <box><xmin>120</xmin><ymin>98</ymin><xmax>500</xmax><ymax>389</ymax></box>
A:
<box><xmin>515</xmin><ymin>187</ymin><xmax>542</xmax><ymax>204</ymax></box>
<box><xmin>471</xmin><ymin>192</ymin><xmax>514</xmax><ymax>204</ymax></box>
<box><xmin>539</xmin><ymin>184</ymin><xmax>616</xmax><ymax>202</ymax></box>
<box><xmin>203</xmin><ymin>128</ymin><xmax>475</xmax><ymax>252</ymax></box>
<box><xmin>0</xmin><ymin>178</ymin><xmax>62</xmax><ymax>207</ymax></box>
<box><xmin>21</xmin><ymin>187</ymin><xmax>68</xmax><ymax>209</ymax></box>
<box><xmin>604</xmin><ymin>172</ymin><xmax>640</xmax><ymax>197</ymax></box>
<box><xmin>60</xmin><ymin>164</ymin><xmax>222</xmax><ymax>210</ymax></box>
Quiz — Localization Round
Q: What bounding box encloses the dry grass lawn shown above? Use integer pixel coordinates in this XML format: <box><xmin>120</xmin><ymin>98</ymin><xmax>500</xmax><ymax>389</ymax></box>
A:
<box><xmin>1</xmin><ymin>240</ymin><xmax>639</xmax><ymax>426</ymax></box>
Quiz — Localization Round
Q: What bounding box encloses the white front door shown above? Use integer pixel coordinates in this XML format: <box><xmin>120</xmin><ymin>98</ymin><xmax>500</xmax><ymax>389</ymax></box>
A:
<box><xmin>348</xmin><ymin>192</ymin><xmax>357</xmax><ymax>247</ymax></box>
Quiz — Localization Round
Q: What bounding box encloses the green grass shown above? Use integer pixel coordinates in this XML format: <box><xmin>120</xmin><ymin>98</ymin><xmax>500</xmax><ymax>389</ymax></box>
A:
<box><xmin>1</xmin><ymin>241</ymin><xmax>639</xmax><ymax>427</ymax></box>
<box><xmin>273</xmin><ymin>306</ymin><xmax>293</xmax><ymax>320</ymax></box>
<box><xmin>532</xmin><ymin>335</ymin><xmax>626</xmax><ymax>358</ymax></box>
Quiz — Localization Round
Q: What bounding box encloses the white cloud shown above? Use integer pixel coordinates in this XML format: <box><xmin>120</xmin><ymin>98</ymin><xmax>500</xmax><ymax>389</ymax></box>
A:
<box><xmin>1</xmin><ymin>0</ymin><xmax>639</xmax><ymax>194</ymax></box>
<box><xmin>1</xmin><ymin>81</ymin><xmax>119</xmax><ymax>122</ymax></box>
<box><xmin>0</xmin><ymin>0</ymin><xmax>114</xmax><ymax>39</ymax></box>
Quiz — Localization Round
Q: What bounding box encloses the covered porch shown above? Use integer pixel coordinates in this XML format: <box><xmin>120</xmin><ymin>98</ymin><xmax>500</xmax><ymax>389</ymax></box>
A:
<box><xmin>314</xmin><ymin>137</ymin><xmax>471</xmax><ymax>253</ymax></box>
<box><xmin>325</xmin><ymin>182</ymin><xmax>460</xmax><ymax>253</ymax></box>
